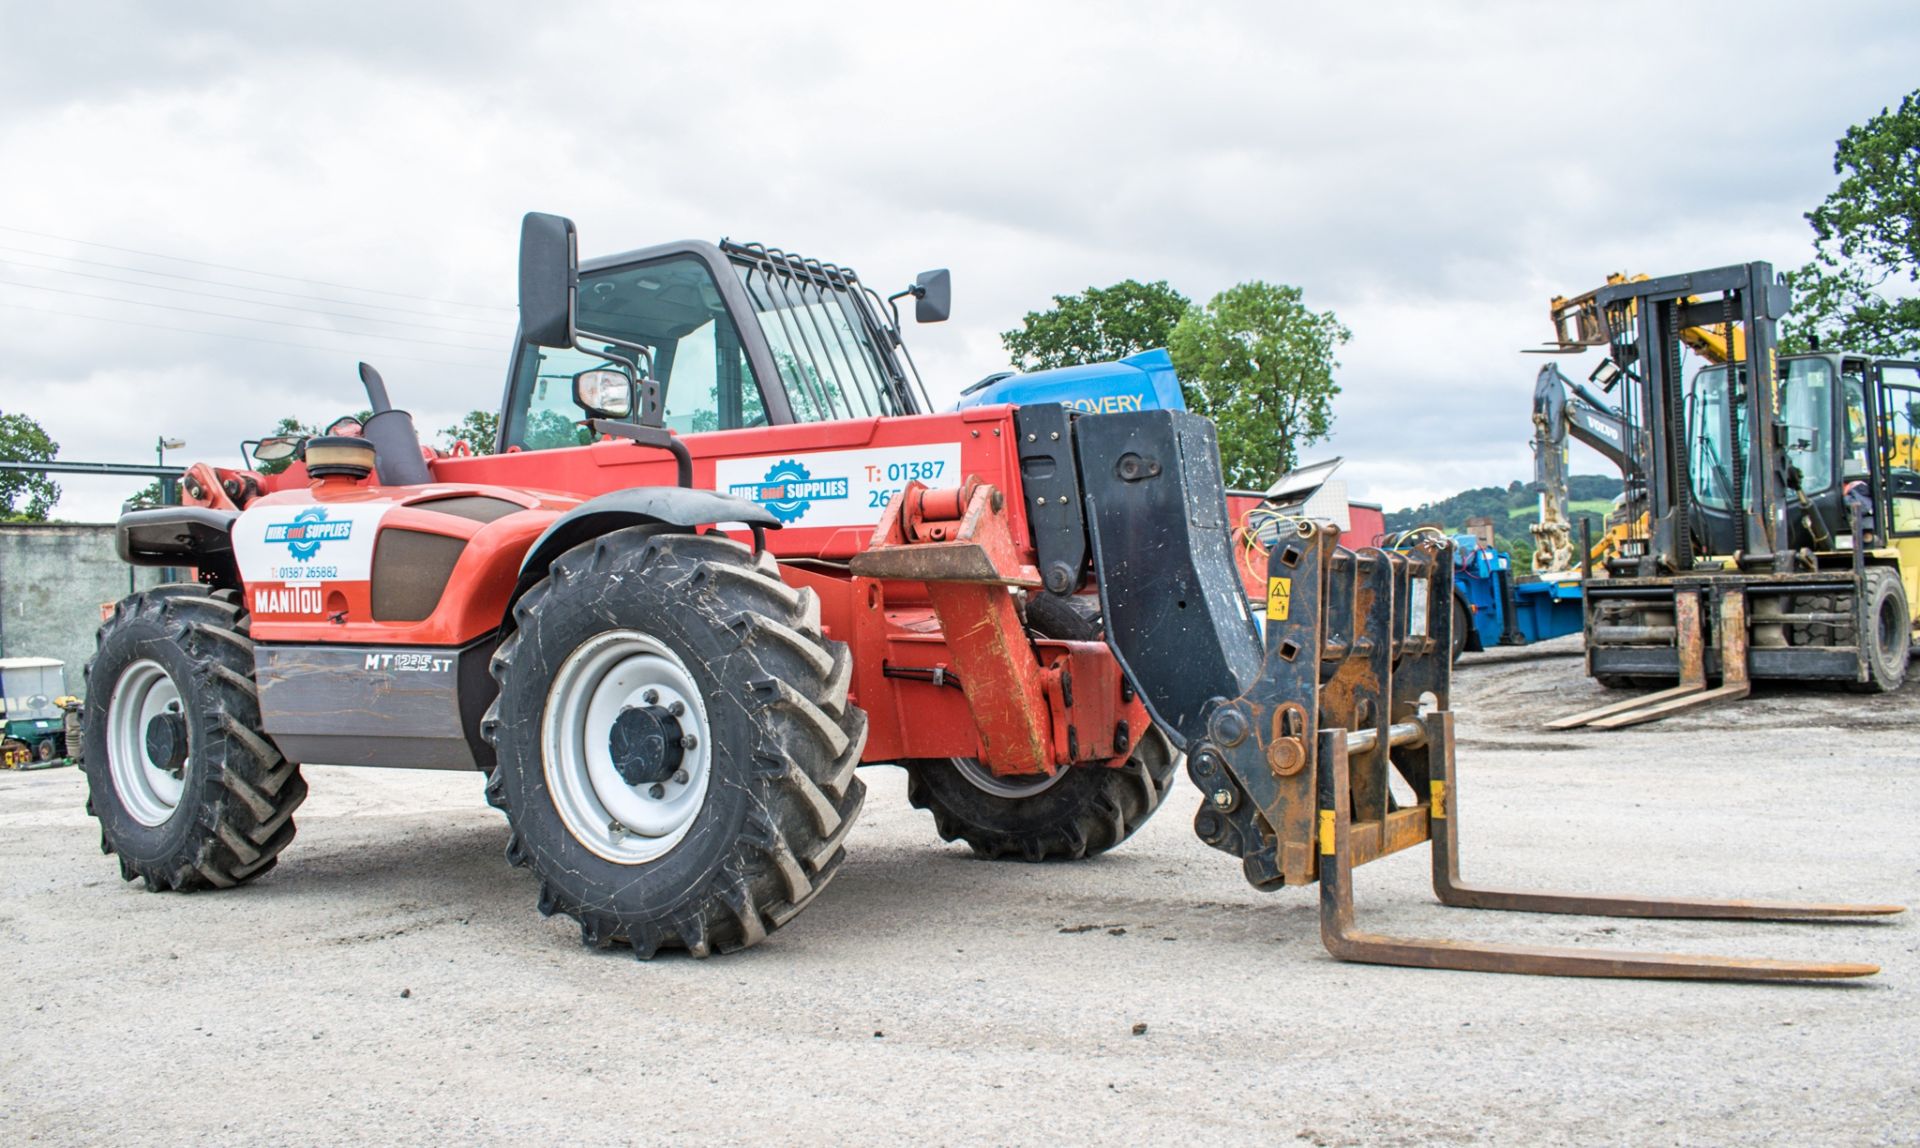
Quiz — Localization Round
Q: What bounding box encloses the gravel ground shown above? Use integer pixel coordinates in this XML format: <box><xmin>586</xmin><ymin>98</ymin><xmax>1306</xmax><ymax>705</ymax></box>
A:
<box><xmin>2</xmin><ymin>636</ymin><xmax>1915</xmax><ymax>1146</ymax></box>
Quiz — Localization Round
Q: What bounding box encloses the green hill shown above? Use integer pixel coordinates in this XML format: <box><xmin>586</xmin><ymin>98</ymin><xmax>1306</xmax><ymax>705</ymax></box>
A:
<box><xmin>1382</xmin><ymin>475</ymin><xmax>1622</xmax><ymax>568</ymax></box>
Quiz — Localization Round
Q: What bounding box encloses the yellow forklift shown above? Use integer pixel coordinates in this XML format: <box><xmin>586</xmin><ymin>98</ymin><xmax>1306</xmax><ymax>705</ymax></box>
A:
<box><xmin>1537</xmin><ymin>263</ymin><xmax>1918</xmax><ymax>727</ymax></box>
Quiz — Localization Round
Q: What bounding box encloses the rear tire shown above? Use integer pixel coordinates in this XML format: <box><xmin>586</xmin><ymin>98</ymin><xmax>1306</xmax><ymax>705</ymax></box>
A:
<box><xmin>82</xmin><ymin>587</ymin><xmax>306</xmax><ymax>891</ymax></box>
<box><xmin>484</xmin><ymin>529</ymin><xmax>866</xmax><ymax>957</ymax></box>
<box><xmin>903</xmin><ymin>591</ymin><xmax>1178</xmax><ymax>862</ymax></box>
<box><xmin>1850</xmin><ymin>568</ymin><xmax>1910</xmax><ymax>694</ymax></box>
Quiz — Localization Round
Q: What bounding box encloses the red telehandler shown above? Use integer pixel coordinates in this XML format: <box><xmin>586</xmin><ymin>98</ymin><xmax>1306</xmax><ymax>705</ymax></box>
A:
<box><xmin>85</xmin><ymin>215</ymin><xmax>1899</xmax><ymax>977</ymax></box>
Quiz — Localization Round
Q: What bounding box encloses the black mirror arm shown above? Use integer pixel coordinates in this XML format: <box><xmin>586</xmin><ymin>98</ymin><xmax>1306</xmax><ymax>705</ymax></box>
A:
<box><xmin>586</xmin><ymin>419</ymin><xmax>693</xmax><ymax>489</ymax></box>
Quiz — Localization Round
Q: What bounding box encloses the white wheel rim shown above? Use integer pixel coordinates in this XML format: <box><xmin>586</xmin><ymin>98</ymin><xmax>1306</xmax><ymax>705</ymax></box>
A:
<box><xmin>951</xmin><ymin>756</ymin><xmax>1067</xmax><ymax>799</ymax></box>
<box><xmin>542</xmin><ymin>630</ymin><xmax>713</xmax><ymax>865</ymax></box>
<box><xmin>106</xmin><ymin>659</ymin><xmax>186</xmax><ymax>827</ymax></box>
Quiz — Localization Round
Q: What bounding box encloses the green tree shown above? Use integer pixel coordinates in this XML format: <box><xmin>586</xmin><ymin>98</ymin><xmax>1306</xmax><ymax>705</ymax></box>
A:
<box><xmin>1782</xmin><ymin>90</ymin><xmax>1920</xmax><ymax>356</ymax></box>
<box><xmin>1167</xmin><ymin>281</ymin><xmax>1350</xmax><ymax>489</ymax></box>
<box><xmin>0</xmin><ymin>410</ymin><xmax>60</xmax><ymax>521</ymax></box>
<box><xmin>1001</xmin><ymin>279</ymin><xmax>1191</xmax><ymax>371</ymax></box>
<box><xmin>440</xmin><ymin>409</ymin><xmax>499</xmax><ymax>455</ymax></box>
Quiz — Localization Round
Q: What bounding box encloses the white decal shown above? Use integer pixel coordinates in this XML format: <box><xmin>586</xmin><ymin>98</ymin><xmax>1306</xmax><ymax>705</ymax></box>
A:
<box><xmin>233</xmin><ymin>501</ymin><xmax>392</xmax><ymax>585</ymax></box>
<box><xmin>1408</xmin><ymin>576</ymin><xmax>1430</xmax><ymax>637</ymax></box>
<box><xmin>252</xmin><ymin>587</ymin><xmax>326</xmax><ymax>615</ymax></box>
<box><xmin>712</xmin><ymin>444</ymin><xmax>964</xmax><ymax>528</ymax></box>
<box><xmin>364</xmin><ymin>651</ymin><xmax>454</xmax><ymax>673</ymax></box>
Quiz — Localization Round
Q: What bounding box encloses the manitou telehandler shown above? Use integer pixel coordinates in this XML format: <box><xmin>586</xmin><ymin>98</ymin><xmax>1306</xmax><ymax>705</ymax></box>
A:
<box><xmin>83</xmin><ymin>216</ymin><xmax>1900</xmax><ymax>978</ymax></box>
<box><xmin>1540</xmin><ymin>264</ymin><xmax>1920</xmax><ymax>728</ymax></box>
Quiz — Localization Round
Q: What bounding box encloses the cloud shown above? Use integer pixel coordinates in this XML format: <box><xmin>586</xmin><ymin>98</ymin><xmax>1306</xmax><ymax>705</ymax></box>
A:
<box><xmin>1</xmin><ymin>1</ymin><xmax>1915</xmax><ymax>522</ymax></box>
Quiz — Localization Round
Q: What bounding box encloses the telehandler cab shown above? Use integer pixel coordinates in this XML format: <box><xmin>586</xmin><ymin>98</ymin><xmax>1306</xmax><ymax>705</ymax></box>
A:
<box><xmin>86</xmin><ymin>216</ymin><xmax>1900</xmax><ymax>977</ymax></box>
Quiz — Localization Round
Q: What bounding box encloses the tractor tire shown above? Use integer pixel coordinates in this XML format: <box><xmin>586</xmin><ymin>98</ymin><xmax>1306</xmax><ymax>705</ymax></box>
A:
<box><xmin>82</xmin><ymin>587</ymin><xmax>307</xmax><ymax>891</ymax></box>
<box><xmin>902</xmin><ymin>591</ymin><xmax>1179</xmax><ymax>862</ymax></box>
<box><xmin>483</xmin><ymin>529</ymin><xmax>866</xmax><ymax>958</ymax></box>
<box><xmin>1849</xmin><ymin>568</ymin><xmax>1910</xmax><ymax>694</ymax></box>
<box><xmin>34</xmin><ymin>738</ymin><xmax>54</xmax><ymax>763</ymax></box>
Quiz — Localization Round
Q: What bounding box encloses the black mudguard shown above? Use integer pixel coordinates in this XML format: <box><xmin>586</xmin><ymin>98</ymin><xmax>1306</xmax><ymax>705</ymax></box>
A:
<box><xmin>115</xmin><ymin>507</ymin><xmax>240</xmax><ymax>586</ymax></box>
<box><xmin>516</xmin><ymin>486</ymin><xmax>781</xmax><ymax>591</ymax></box>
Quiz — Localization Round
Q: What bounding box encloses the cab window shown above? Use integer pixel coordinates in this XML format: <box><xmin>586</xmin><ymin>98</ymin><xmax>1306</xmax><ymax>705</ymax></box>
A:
<box><xmin>502</xmin><ymin>256</ymin><xmax>766</xmax><ymax>449</ymax></box>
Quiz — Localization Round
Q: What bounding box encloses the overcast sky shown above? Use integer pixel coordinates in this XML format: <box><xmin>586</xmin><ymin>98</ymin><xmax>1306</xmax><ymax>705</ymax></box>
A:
<box><xmin>1</xmin><ymin>2</ymin><xmax>1915</xmax><ymax>522</ymax></box>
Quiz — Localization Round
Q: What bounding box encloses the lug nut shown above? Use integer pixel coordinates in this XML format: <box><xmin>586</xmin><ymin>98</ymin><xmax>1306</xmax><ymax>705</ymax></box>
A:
<box><xmin>680</xmin><ymin>733</ymin><xmax>698</xmax><ymax>750</ymax></box>
<box><xmin>648</xmin><ymin>784</ymin><xmax>666</xmax><ymax>799</ymax></box>
<box><xmin>672</xmin><ymin>769</ymin><xmax>689</xmax><ymax>784</ymax></box>
<box><xmin>668</xmin><ymin>700</ymin><xmax>686</xmax><ymax>717</ymax></box>
<box><xmin>608</xmin><ymin>819</ymin><xmax>627</xmax><ymax>837</ymax></box>
<box><xmin>642</xmin><ymin>688</ymin><xmax>660</xmax><ymax>705</ymax></box>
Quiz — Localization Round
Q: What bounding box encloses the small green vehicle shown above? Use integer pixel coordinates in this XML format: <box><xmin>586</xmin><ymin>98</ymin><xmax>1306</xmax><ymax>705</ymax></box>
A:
<box><xmin>2</xmin><ymin>657</ymin><xmax>70</xmax><ymax>765</ymax></box>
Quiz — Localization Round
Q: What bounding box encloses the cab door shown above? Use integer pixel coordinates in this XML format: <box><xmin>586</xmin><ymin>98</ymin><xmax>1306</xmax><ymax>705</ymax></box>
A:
<box><xmin>1872</xmin><ymin>360</ymin><xmax>1920</xmax><ymax>605</ymax></box>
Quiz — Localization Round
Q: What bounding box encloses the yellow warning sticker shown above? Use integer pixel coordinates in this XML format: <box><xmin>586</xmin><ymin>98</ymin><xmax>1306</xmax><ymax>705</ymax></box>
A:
<box><xmin>1267</xmin><ymin>577</ymin><xmax>1292</xmax><ymax>622</ymax></box>
<box><xmin>1318</xmin><ymin>809</ymin><xmax>1336</xmax><ymax>855</ymax></box>
<box><xmin>1430</xmin><ymin>779</ymin><xmax>1447</xmax><ymax>820</ymax></box>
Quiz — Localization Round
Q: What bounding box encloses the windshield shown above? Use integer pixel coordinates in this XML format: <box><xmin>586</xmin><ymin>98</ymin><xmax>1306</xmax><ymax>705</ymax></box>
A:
<box><xmin>1688</xmin><ymin>366</ymin><xmax>1746</xmax><ymax>510</ymax></box>
<box><xmin>730</xmin><ymin>254</ymin><xmax>906</xmax><ymax>422</ymax></box>
<box><xmin>1688</xmin><ymin>358</ymin><xmax>1845</xmax><ymax>508</ymax></box>
<box><xmin>1779</xmin><ymin>357</ymin><xmax>1837</xmax><ymax>494</ymax></box>
<box><xmin>502</xmin><ymin>256</ymin><xmax>766</xmax><ymax>450</ymax></box>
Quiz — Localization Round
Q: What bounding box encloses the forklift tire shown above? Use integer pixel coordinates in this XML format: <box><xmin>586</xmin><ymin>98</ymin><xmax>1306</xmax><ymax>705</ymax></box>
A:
<box><xmin>903</xmin><ymin>592</ymin><xmax>1179</xmax><ymax>862</ymax></box>
<box><xmin>82</xmin><ymin>587</ymin><xmax>307</xmax><ymax>891</ymax></box>
<box><xmin>1850</xmin><ymin>568</ymin><xmax>1910</xmax><ymax>694</ymax></box>
<box><xmin>484</xmin><ymin>528</ymin><xmax>866</xmax><ymax>958</ymax></box>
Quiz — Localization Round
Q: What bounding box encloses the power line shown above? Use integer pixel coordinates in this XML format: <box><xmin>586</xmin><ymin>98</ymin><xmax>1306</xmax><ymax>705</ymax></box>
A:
<box><xmin>0</xmin><ymin>243</ymin><xmax>503</xmax><ymax>325</ymax></box>
<box><xmin>0</xmin><ymin>224</ymin><xmax>515</xmax><ymax>313</ymax></box>
<box><xmin>0</xmin><ymin>277</ymin><xmax>504</xmax><ymax>353</ymax></box>
<box><xmin>0</xmin><ymin>255</ymin><xmax>509</xmax><ymax>338</ymax></box>
<box><xmin>0</xmin><ymin>299</ymin><xmax>496</xmax><ymax>371</ymax></box>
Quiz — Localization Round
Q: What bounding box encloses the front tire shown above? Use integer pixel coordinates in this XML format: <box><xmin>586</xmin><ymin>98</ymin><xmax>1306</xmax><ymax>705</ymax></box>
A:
<box><xmin>1852</xmin><ymin>568</ymin><xmax>1911</xmax><ymax>694</ymax></box>
<box><xmin>82</xmin><ymin>588</ymin><xmax>306</xmax><ymax>890</ymax></box>
<box><xmin>484</xmin><ymin>529</ymin><xmax>866</xmax><ymax>957</ymax></box>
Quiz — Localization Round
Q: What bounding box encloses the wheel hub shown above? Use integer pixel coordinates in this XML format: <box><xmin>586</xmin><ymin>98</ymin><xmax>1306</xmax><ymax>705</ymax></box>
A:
<box><xmin>542</xmin><ymin>629</ymin><xmax>714</xmax><ymax>865</ymax></box>
<box><xmin>609</xmin><ymin>704</ymin><xmax>686</xmax><ymax>786</ymax></box>
<box><xmin>144</xmin><ymin>710</ymin><xmax>189</xmax><ymax>778</ymax></box>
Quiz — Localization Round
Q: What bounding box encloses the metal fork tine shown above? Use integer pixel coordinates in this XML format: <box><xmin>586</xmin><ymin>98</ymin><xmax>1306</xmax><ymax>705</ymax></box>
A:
<box><xmin>1316</xmin><ymin>725</ymin><xmax>1892</xmax><ymax>981</ymax></box>
<box><xmin>1425</xmin><ymin>712</ymin><xmax>1901</xmax><ymax>920</ymax></box>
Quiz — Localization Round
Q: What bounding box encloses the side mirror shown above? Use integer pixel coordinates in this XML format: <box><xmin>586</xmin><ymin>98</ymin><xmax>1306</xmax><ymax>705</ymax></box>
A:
<box><xmin>913</xmin><ymin>268</ymin><xmax>951</xmax><ymax>323</ymax></box>
<box><xmin>574</xmin><ymin>367</ymin><xmax>634</xmax><ymax>419</ymax></box>
<box><xmin>519</xmin><ymin>212</ymin><xmax>578</xmax><ymax>349</ymax></box>
<box><xmin>252</xmin><ymin>437</ymin><xmax>299</xmax><ymax>464</ymax></box>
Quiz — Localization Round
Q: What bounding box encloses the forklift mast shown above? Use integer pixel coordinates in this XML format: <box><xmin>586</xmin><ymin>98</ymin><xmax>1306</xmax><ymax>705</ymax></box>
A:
<box><xmin>1592</xmin><ymin>263</ymin><xmax>1793</xmax><ymax>576</ymax></box>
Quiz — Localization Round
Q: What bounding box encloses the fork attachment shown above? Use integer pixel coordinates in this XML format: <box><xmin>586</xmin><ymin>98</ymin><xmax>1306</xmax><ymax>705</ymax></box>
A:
<box><xmin>1077</xmin><ymin>410</ymin><xmax>1899</xmax><ymax>980</ymax></box>
<box><xmin>1546</xmin><ymin>589</ymin><xmax>1753</xmax><ymax>729</ymax></box>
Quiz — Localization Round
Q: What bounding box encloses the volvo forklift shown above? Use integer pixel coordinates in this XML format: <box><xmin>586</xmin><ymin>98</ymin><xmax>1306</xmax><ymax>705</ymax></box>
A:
<box><xmin>1543</xmin><ymin>263</ymin><xmax>1919</xmax><ymax>728</ymax></box>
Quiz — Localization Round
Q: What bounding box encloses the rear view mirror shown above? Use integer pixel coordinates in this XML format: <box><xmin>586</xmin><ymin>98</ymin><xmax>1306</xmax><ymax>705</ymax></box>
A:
<box><xmin>252</xmin><ymin>437</ymin><xmax>298</xmax><ymax>463</ymax></box>
<box><xmin>573</xmin><ymin>368</ymin><xmax>634</xmax><ymax>419</ymax></box>
<box><xmin>519</xmin><ymin>212</ymin><xmax>578</xmax><ymax>349</ymax></box>
<box><xmin>914</xmin><ymin>268</ymin><xmax>951</xmax><ymax>323</ymax></box>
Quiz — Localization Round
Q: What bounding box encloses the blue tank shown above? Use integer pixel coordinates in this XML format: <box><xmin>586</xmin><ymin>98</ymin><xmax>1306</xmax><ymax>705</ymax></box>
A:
<box><xmin>954</xmin><ymin>348</ymin><xmax>1187</xmax><ymax>414</ymax></box>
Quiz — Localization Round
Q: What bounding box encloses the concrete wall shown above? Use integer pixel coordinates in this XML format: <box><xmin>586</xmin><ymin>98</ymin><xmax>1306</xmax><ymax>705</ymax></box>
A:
<box><xmin>0</xmin><ymin>524</ymin><xmax>164</xmax><ymax>700</ymax></box>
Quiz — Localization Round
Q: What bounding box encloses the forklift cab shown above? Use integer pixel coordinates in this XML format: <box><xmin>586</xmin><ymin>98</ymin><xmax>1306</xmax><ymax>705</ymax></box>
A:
<box><xmin>1682</xmin><ymin>352</ymin><xmax>1905</xmax><ymax>557</ymax></box>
